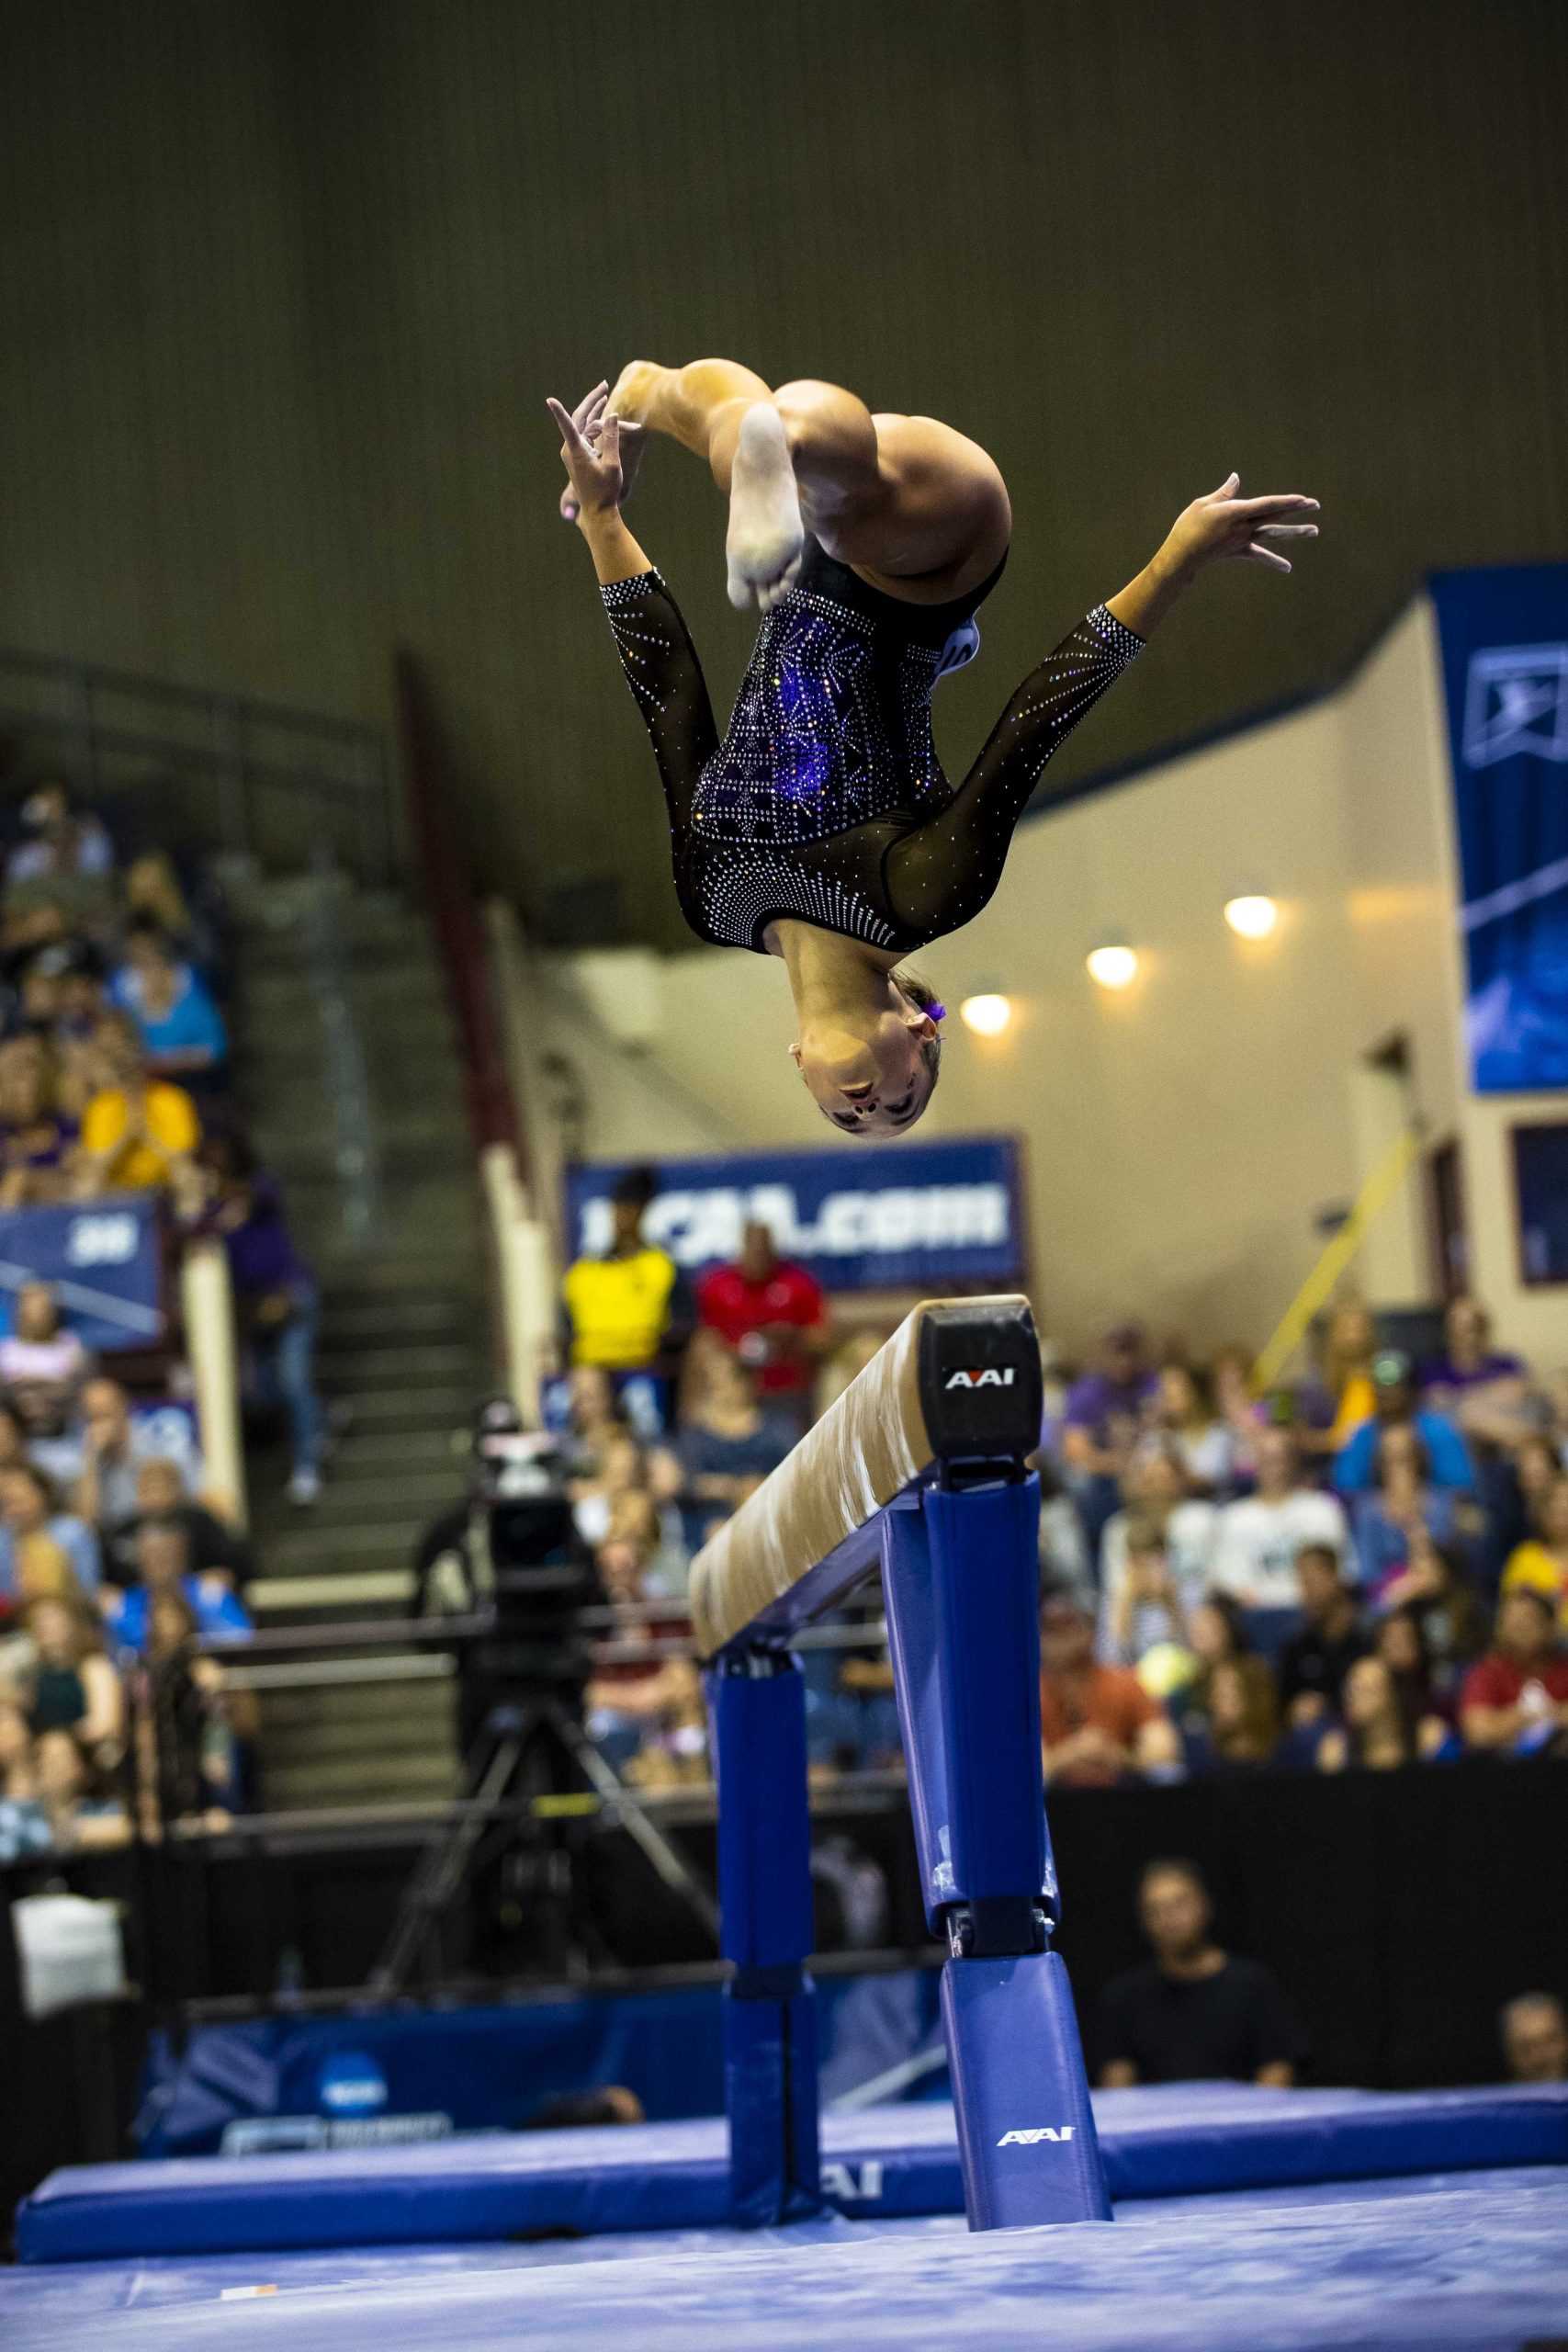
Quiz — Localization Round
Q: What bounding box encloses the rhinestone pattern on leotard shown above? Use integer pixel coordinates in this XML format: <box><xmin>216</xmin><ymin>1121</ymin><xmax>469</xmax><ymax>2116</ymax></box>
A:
<box><xmin>600</xmin><ymin>567</ymin><xmax>1142</xmax><ymax>954</ymax></box>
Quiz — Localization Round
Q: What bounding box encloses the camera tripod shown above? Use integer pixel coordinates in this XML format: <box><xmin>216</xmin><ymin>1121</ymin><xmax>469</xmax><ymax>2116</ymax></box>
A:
<box><xmin>367</xmin><ymin>1680</ymin><xmax>719</xmax><ymax>1999</ymax></box>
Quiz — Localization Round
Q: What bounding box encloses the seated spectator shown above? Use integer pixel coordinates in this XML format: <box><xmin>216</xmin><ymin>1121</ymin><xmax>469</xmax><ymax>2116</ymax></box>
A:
<box><xmin>659</xmin><ymin>1347</ymin><xmax>794</xmax><ymax>1551</ymax></box>
<box><xmin>1100</xmin><ymin>1441</ymin><xmax>1218</xmax><ymax>1619</ymax></box>
<box><xmin>1211</xmin><ymin>1429</ymin><xmax>1348</xmax><ymax>1608</ymax></box>
<box><xmin>0</xmin><ymin>1697</ymin><xmax>53</xmax><ymax>1861</ymax></box>
<box><xmin>0</xmin><ymin>1281</ymin><xmax>90</xmax><ymax>1442</ymax></box>
<box><xmin>1320</xmin><ymin>1300</ymin><xmax>1380</xmax><ymax>1451</ymax></box>
<box><xmin>101</xmin><ymin>1455</ymin><xmax>253</xmax><ymax>1593</ymax></box>
<box><xmin>104</xmin><ymin>1516</ymin><xmax>254</xmax><ymax>1654</ymax></box>
<box><xmin>1184</xmin><ymin>1654</ymin><xmax>1280</xmax><ymax>1775</ymax></box>
<box><xmin>75</xmin><ymin>1013</ymin><xmax>204</xmax><ymax>1208</ymax></box>
<box><xmin>1103</xmin><ymin>1519</ymin><xmax>1192</xmax><ymax>1672</ymax></box>
<box><xmin>694</xmin><ymin>1219</ymin><xmax>828</xmax><ymax>1426</ymax></box>
<box><xmin>0</xmin><ymin>1464</ymin><xmax>98</xmax><ymax>1605</ymax></box>
<box><xmin>0</xmin><ymin>1033</ymin><xmax>77</xmax><ymax>1207</ymax></box>
<box><xmin>1058</xmin><ymin>1323</ymin><xmax>1160</xmax><ymax>1562</ymax></box>
<box><xmin>1352</xmin><ymin>1423</ymin><xmax>1462</xmax><ymax>1592</ymax></box>
<box><xmin>1208</xmin><ymin>1344</ymin><xmax>1264</xmax><ymax>1485</ymax></box>
<box><xmin>55</xmin><ymin>1373</ymin><xmax>203</xmax><ymax>1527</ymax></box>
<box><xmin>1315</xmin><ymin>1653</ymin><xmax>1454</xmax><ymax>1772</ymax></box>
<box><xmin>6</xmin><ymin>781</ymin><xmax>115</xmax><ymax>888</ymax></box>
<box><xmin>1499</xmin><ymin>1991</ymin><xmax>1568</xmax><ymax>2086</ymax></box>
<box><xmin>1376</xmin><ymin>1527</ymin><xmax>1487</xmax><ymax>1698</ymax></box>
<box><xmin>1419</xmin><ymin>1295</ymin><xmax>1531</xmax><ymax>1448</ymax></box>
<box><xmin>110</xmin><ymin>914</ymin><xmax>229</xmax><ymax>1088</ymax></box>
<box><xmin>1035</xmin><ymin>1453</ymin><xmax>1092</xmax><ymax>1598</ymax></box>
<box><xmin>561</xmin><ymin>1168</ymin><xmax>690</xmax><ymax>1389</ymax></box>
<box><xmin>1544</xmin><ymin>1371</ymin><xmax>1568</xmax><ymax>1474</ymax></box>
<box><xmin>1372</xmin><ymin>1603</ymin><xmax>1457</xmax><ymax>1735</ymax></box>
<box><xmin>1038</xmin><ymin>1590</ymin><xmax>1181</xmax><ymax>1787</ymax></box>
<box><xmin>584</xmin><ymin>1539</ymin><xmax>705</xmax><ymax>1783</ymax></box>
<box><xmin>1502</xmin><ymin>1476</ymin><xmax>1568</xmax><ymax>1632</ymax></box>
<box><xmin>33</xmin><ymin>1724</ymin><xmax>130</xmax><ymax>1850</ymax></box>
<box><xmin>133</xmin><ymin>1589</ymin><xmax>254</xmax><ymax>1824</ymax></box>
<box><xmin>17</xmin><ymin>1594</ymin><xmax>124</xmax><ymax>1771</ymax></box>
<box><xmin>1460</xmin><ymin>1589</ymin><xmax>1568</xmax><ymax>1758</ymax></box>
<box><xmin>571</xmin><ymin>1430</ymin><xmax>653</xmax><ymax>1548</ymax></box>
<box><xmin>1277</xmin><ymin>1544</ymin><xmax>1367</xmax><ymax>1731</ymax></box>
<box><xmin>202</xmin><ymin>1134</ymin><xmax>324</xmax><ymax>1505</ymax></box>
<box><xmin>1098</xmin><ymin>1858</ymin><xmax>1304</xmax><ymax>2086</ymax></box>
<box><xmin>1140</xmin><ymin>1363</ymin><xmax>1235</xmax><ymax>1497</ymax></box>
<box><xmin>124</xmin><ymin>851</ymin><xmax>215</xmax><ymax>968</ymax></box>
<box><xmin>1333</xmin><ymin>1350</ymin><xmax>1475</xmax><ymax>1497</ymax></box>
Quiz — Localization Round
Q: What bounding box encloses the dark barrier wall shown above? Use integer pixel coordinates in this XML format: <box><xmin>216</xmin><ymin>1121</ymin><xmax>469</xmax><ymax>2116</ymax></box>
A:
<box><xmin>1</xmin><ymin>3</ymin><xmax>1566</xmax><ymax>940</ymax></box>
<box><xmin>6</xmin><ymin>1763</ymin><xmax>1560</xmax><ymax>2156</ymax></box>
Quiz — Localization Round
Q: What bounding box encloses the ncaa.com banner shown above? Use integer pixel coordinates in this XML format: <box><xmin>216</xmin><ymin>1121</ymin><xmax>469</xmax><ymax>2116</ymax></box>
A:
<box><xmin>564</xmin><ymin>1137</ymin><xmax>1025</xmax><ymax>1294</ymax></box>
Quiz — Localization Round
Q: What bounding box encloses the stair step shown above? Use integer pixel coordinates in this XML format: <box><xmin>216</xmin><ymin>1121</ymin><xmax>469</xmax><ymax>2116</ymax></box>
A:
<box><xmin>310</xmin><ymin>1385</ymin><xmax>480</xmax><ymax>1430</ymax></box>
<box><xmin>315</xmin><ymin>1300</ymin><xmax>479</xmax><ymax>1341</ymax></box>
<box><xmin>324</xmin><ymin>1427</ymin><xmax>468</xmax><ymax>1470</ymax></box>
<box><xmin>254</xmin><ymin>1521</ymin><xmax>423</xmax><ymax>1570</ymax></box>
<box><xmin>259</xmin><ymin>1754</ymin><xmax>458</xmax><ymax>1811</ymax></box>
<box><xmin>318</xmin><ymin>1343</ymin><xmax>486</xmax><ymax>1385</ymax></box>
<box><xmin>263</xmin><ymin>1702</ymin><xmax>453</xmax><ymax>1758</ymax></box>
<box><xmin>258</xmin><ymin>1668</ymin><xmax>454</xmax><ymax>1733</ymax></box>
<box><xmin>250</xmin><ymin>1568</ymin><xmax>417</xmax><ymax>1615</ymax></box>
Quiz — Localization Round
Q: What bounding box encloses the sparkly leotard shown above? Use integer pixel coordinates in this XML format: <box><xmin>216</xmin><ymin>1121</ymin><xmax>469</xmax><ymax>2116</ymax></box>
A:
<box><xmin>600</xmin><ymin>533</ymin><xmax>1144</xmax><ymax>956</ymax></box>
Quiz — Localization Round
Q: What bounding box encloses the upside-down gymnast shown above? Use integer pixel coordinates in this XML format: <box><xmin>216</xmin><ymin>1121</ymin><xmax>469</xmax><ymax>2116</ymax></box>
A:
<box><xmin>547</xmin><ymin>360</ymin><xmax>1318</xmax><ymax>1136</ymax></box>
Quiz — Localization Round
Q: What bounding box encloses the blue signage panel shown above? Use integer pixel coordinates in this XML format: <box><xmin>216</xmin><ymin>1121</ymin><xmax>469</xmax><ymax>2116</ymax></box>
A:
<box><xmin>0</xmin><ymin>1195</ymin><xmax>164</xmax><ymax>1351</ymax></box>
<box><xmin>564</xmin><ymin>1137</ymin><xmax>1025</xmax><ymax>1293</ymax></box>
<box><xmin>1430</xmin><ymin>563</ymin><xmax>1568</xmax><ymax>1092</ymax></box>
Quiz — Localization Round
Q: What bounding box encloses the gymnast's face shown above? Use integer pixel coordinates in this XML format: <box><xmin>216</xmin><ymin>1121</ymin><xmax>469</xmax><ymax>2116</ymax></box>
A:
<box><xmin>790</xmin><ymin>989</ymin><xmax>939</xmax><ymax>1139</ymax></box>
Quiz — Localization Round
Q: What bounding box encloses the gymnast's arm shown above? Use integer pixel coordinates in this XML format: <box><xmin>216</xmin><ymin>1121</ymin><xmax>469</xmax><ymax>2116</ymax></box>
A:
<box><xmin>550</xmin><ymin>391</ymin><xmax>719</xmax><ymax>825</ymax></box>
<box><xmin>885</xmin><ymin>472</ymin><xmax>1319</xmax><ymax>935</ymax></box>
<box><xmin>883</xmin><ymin>599</ymin><xmax>1145</xmax><ymax>935</ymax></box>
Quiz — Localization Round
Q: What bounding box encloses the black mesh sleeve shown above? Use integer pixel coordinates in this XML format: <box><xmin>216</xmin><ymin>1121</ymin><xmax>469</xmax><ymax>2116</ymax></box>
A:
<box><xmin>885</xmin><ymin>604</ymin><xmax>1145</xmax><ymax>938</ymax></box>
<box><xmin>600</xmin><ymin>569</ymin><xmax>720</xmax><ymax>830</ymax></box>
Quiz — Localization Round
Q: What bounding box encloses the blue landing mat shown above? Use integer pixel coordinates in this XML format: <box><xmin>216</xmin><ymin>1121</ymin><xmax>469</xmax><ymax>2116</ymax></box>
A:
<box><xmin>17</xmin><ymin>2082</ymin><xmax>1568</xmax><ymax>2260</ymax></box>
<box><xmin>3</xmin><ymin>2168</ymin><xmax>1563</xmax><ymax>2326</ymax></box>
<box><xmin>3</xmin><ymin>2178</ymin><xmax>1567</xmax><ymax>2350</ymax></box>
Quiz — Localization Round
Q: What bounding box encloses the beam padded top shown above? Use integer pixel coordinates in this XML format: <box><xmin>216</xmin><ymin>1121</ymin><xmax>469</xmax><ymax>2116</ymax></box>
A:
<box><xmin>689</xmin><ymin>1295</ymin><xmax>1035</xmax><ymax>1656</ymax></box>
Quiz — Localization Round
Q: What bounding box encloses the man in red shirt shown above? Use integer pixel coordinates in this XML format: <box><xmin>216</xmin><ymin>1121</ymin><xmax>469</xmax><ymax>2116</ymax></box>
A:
<box><xmin>1038</xmin><ymin>1592</ymin><xmax>1181</xmax><ymax>1786</ymax></box>
<box><xmin>1461</xmin><ymin>1588</ymin><xmax>1568</xmax><ymax>1757</ymax></box>
<box><xmin>695</xmin><ymin>1221</ymin><xmax>828</xmax><ymax>1419</ymax></box>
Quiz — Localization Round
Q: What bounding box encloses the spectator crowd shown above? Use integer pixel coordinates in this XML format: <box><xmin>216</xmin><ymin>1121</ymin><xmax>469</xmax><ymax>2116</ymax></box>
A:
<box><xmin>0</xmin><ymin>776</ymin><xmax>322</xmax><ymax>1862</ymax></box>
<box><xmin>550</xmin><ymin>1182</ymin><xmax>1568</xmax><ymax>1799</ymax></box>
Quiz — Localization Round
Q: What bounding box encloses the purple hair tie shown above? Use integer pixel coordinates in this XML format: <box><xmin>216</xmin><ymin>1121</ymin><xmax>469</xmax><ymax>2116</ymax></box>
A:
<box><xmin>929</xmin><ymin>1001</ymin><xmax>946</xmax><ymax>1023</ymax></box>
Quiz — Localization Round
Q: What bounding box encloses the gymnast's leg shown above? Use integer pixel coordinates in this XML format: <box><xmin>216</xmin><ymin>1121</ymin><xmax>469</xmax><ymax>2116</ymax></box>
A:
<box><xmin>605</xmin><ymin>357</ymin><xmax>1010</xmax><ymax>613</ymax></box>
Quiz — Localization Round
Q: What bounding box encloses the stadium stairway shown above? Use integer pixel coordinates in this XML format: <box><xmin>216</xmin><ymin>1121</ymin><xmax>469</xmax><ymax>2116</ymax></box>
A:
<box><xmin>227</xmin><ymin>869</ymin><xmax>493</xmax><ymax>1811</ymax></box>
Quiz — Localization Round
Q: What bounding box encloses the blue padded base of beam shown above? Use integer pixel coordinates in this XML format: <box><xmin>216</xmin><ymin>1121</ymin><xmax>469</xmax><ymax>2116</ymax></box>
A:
<box><xmin>4</xmin><ymin>2177</ymin><xmax>1568</xmax><ymax>2352</ymax></box>
<box><xmin>16</xmin><ymin>2083</ymin><xmax>1568</xmax><ymax>2262</ymax></box>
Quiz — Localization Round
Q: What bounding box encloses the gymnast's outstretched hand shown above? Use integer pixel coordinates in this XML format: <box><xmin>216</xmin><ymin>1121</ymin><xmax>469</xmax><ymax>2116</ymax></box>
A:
<box><xmin>1105</xmin><ymin>473</ymin><xmax>1321</xmax><ymax>639</ymax></box>
<box><xmin>1160</xmin><ymin>472</ymin><xmax>1321</xmax><ymax>577</ymax></box>
<box><xmin>548</xmin><ymin>382</ymin><xmax>647</xmax><ymax>525</ymax></box>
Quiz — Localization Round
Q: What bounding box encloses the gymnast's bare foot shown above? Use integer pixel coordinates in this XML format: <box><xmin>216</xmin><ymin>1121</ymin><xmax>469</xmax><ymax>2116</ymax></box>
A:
<box><xmin>725</xmin><ymin>402</ymin><xmax>805</xmax><ymax>613</ymax></box>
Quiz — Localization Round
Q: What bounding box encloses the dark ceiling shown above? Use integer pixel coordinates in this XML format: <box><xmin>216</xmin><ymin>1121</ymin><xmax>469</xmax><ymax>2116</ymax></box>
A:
<box><xmin>1</xmin><ymin>0</ymin><xmax>1564</xmax><ymax>945</ymax></box>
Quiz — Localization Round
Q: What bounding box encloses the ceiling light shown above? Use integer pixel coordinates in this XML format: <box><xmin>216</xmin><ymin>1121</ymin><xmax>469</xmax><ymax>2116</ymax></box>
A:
<box><xmin>1087</xmin><ymin>943</ymin><xmax>1138</xmax><ymax>990</ymax></box>
<box><xmin>959</xmin><ymin>992</ymin><xmax>1012</xmax><ymax>1036</ymax></box>
<box><xmin>1224</xmin><ymin>893</ymin><xmax>1279</xmax><ymax>940</ymax></box>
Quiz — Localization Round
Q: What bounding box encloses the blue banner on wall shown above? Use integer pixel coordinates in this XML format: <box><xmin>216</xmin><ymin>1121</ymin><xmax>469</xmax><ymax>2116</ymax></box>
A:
<box><xmin>564</xmin><ymin>1137</ymin><xmax>1024</xmax><ymax>1293</ymax></box>
<box><xmin>0</xmin><ymin>1195</ymin><xmax>164</xmax><ymax>1351</ymax></box>
<box><xmin>1431</xmin><ymin>563</ymin><xmax>1568</xmax><ymax>1092</ymax></box>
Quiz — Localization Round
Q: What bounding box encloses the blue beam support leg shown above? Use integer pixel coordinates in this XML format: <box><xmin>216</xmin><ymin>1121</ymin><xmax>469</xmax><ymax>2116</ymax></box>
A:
<box><xmin>705</xmin><ymin>1647</ymin><xmax>822</xmax><ymax>2226</ymax></box>
<box><xmin>882</xmin><ymin>1476</ymin><xmax>1111</xmax><ymax>2230</ymax></box>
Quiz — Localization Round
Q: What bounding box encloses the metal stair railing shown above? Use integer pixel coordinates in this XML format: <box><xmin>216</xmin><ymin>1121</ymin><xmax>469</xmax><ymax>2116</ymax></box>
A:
<box><xmin>0</xmin><ymin>642</ymin><xmax>397</xmax><ymax>882</ymax></box>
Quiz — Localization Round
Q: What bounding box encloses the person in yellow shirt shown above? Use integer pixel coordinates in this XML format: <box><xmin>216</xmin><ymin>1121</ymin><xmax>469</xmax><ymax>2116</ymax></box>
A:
<box><xmin>561</xmin><ymin>1169</ymin><xmax>689</xmax><ymax>1377</ymax></box>
<box><xmin>1502</xmin><ymin>1476</ymin><xmax>1568</xmax><ymax>1633</ymax></box>
<box><xmin>75</xmin><ymin>1014</ymin><xmax>204</xmax><ymax>1211</ymax></box>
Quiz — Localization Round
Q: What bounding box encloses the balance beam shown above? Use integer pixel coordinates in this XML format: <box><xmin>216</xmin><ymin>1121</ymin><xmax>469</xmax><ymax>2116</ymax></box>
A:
<box><xmin>692</xmin><ymin>1295</ymin><xmax>1111</xmax><ymax>2234</ymax></box>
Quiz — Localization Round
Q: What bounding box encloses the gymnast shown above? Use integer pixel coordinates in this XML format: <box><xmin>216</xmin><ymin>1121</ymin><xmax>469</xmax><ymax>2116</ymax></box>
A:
<box><xmin>547</xmin><ymin>359</ymin><xmax>1318</xmax><ymax>1136</ymax></box>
